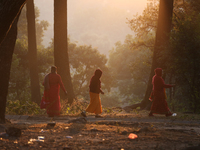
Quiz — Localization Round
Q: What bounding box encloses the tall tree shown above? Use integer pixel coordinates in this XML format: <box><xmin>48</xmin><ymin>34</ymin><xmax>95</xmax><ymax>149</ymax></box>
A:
<box><xmin>140</xmin><ymin>0</ymin><xmax>174</xmax><ymax>109</ymax></box>
<box><xmin>54</xmin><ymin>0</ymin><xmax>75</xmax><ymax>104</ymax></box>
<box><xmin>0</xmin><ymin>14</ymin><xmax>21</xmax><ymax>123</ymax></box>
<box><xmin>123</xmin><ymin>0</ymin><xmax>174</xmax><ymax>111</ymax></box>
<box><xmin>0</xmin><ymin>0</ymin><xmax>26</xmax><ymax>122</ymax></box>
<box><xmin>26</xmin><ymin>0</ymin><xmax>41</xmax><ymax>105</ymax></box>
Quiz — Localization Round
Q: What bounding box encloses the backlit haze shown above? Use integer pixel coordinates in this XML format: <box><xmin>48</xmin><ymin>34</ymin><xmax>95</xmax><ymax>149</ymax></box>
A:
<box><xmin>34</xmin><ymin>0</ymin><xmax>148</xmax><ymax>56</ymax></box>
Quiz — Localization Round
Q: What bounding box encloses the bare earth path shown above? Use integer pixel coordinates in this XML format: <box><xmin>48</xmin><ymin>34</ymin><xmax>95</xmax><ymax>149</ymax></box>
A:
<box><xmin>1</xmin><ymin>111</ymin><xmax>200</xmax><ymax>150</ymax></box>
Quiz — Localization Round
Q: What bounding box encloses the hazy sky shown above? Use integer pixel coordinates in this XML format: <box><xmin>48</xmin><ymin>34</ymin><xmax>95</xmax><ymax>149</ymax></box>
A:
<box><xmin>34</xmin><ymin>0</ymin><xmax>148</xmax><ymax>54</ymax></box>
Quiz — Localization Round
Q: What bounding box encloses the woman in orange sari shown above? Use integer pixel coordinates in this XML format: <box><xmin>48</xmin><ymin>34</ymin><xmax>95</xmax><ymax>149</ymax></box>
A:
<box><xmin>149</xmin><ymin>68</ymin><xmax>175</xmax><ymax>117</ymax></box>
<box><xmin>42</xmin><ymin>66</ymin><xmax>67</xmax><ymax>117</ymax></box>
<box><xmin>81</xmin><ymin>69</ymin><xmax>104</xmax><ymax>118</ymax></box>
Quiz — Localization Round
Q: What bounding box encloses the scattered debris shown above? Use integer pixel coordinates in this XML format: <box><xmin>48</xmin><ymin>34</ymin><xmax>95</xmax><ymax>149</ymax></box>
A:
<box><xmin>28</xmin><ymin>136</ymin><xmax>45</xmax><ymax>144</ymax></box>
<box><xmin>28</xmin><ymin>138</ymin><xmax>44</xmax><ymax>143</ymax></box>
<box><xmin>128</xmin><ymin>133</ymin><xmax>138</xmax><ymax>140</ymax></box>
<box><xmin>66</xmin><ymin>136</ymin><xmax>73</xmax><ymax>139</ymax></box>
<box><xmin>1</xmin><ymin>113</ymin><xmax>200</xmax><ymax>149</ymax></box>
<box><xmin>38</xmin><ymin>136</ymin><xmax>45</xmax><ymax>140</ymax></box>
<box><xmin>172</xmin><ymin>113</ymin><xmax>177</xmax><ymax>116</ymax></box>
<box><xmin>40</xmin><ymin>129</ymin><xmax>48</xmax><ymax>133</ymax></box>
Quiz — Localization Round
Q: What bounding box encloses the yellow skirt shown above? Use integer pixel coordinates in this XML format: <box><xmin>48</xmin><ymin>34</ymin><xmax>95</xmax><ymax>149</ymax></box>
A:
<box><xmin>86</xmin><ymin>92</ymin><xmax>102</xmax><ymax>114</ymax></box>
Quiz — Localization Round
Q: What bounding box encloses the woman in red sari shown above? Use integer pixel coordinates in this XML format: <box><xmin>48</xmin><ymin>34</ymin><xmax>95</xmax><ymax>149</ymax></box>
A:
<box><xmin>42</xmin><ymin>66</ymin><xmax>67</xmax><ymax>117</ymax></box>
<box><xmin>149</xmin><ymin>68</ymin><xmax>175</xmax><ymax>117</ymax></box>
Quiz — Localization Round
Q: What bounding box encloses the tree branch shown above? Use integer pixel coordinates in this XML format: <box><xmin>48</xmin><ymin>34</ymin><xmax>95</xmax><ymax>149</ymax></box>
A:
<box><xmin>0</xmin><ymin>0</ymin><xmax>27</xmax><ymax>45</ymax></box>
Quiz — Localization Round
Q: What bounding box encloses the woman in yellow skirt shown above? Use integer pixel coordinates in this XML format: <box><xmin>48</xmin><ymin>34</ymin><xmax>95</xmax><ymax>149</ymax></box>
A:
<box><xmin>81</xmin><ymin>69</ymin><xmax>104</xmax><ymax>118</ymax></box>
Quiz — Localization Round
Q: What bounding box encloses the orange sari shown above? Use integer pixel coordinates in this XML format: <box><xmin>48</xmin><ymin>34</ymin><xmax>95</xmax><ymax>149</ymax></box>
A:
<box><xmin>86</xmin><ymin>92</ymin><xmax>102</xmax><ymax>114</ymax></box>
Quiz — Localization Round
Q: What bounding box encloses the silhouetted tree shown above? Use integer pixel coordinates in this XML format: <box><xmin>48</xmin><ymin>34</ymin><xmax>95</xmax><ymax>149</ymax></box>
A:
<box><xmin>140</xmin><ymin>0</ymin><xmax>174</xmax><ymax>109</ymax></box>
<box><xmin>26</xmin><ymin>0</ymin><xmax>41</xmax><ymax>105</ymax></box>
<box><xmin>0</xmin><ymin>0</ymin><xmax>27</xmax><ymax>45</ymax></box>
<box><xmin>54</xmin><ymin>0</ymin><xmax>75</xmax><ymax>104</ymax></box>
<box><xmin>0</xmin><ymin>14</ymin><xmax>21</xmax><ymax>123</ymax></box>
<box><xmin>0</xmin><ymin>0</ymin><xmax>26</xmax><ymax>123</ymax></box>
<box><xmin>124</xmin><ymin>0</ymin><xmax>174</xmax><ymax>111</ymax></box>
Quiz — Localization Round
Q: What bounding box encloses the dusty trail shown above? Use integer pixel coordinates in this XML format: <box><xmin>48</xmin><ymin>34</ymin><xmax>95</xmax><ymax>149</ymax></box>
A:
<box><xmin>1</xmin><ymin>112</ymin><xmax>200</xmax><ymax>150</ymax></box>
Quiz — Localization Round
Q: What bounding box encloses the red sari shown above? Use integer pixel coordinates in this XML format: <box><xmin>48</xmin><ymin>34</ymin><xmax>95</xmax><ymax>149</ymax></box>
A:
<box><xmin>150</xmin><ymin>68</ymin><xmax>173</xmax><ymax>115</ymax></box>
<box><xmin>42</xmin><ymin>73</ymin><xmax>66</xmax><ymax>116</ymax></box>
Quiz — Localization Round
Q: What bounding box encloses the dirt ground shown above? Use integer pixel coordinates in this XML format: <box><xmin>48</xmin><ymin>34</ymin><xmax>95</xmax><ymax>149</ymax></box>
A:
<box><xmin>1</xmin><ymin>111</ymin><xmax>200</xmax><ymax>150</ymax></box>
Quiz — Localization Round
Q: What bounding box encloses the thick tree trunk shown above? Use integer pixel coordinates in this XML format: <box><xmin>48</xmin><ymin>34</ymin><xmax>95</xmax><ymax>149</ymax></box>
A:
<box><xmin>0</xmin><ymin>0</ymin><xmax>27</xmax><ymax>45</ymax></box>
<box><xmin>0</xmin><ymin>14</ymin><xmax>20</xmax><ymax>123</ymax></box>
<box><xmin>26</xmin><ymin>0</ymin><xmax>41</xmax><ymax>105</ymax></box>
<box><xmin>141</xmin><ymin>0</ymin><xmax>174</xmax><ymax>109</ymax></box>
<box><xmin>54</xmin><ymin>0</ymin><xmax>75</xmax><ymax>104</ymax></box>
<box><xmin>141</xmin><ymin>0</ymin><xmax>174</xmax><ymax>110</ymax></box>
<box><xmin>124</xmin><ymin>0</ymin><xmax>174</xmax><ymax>111</ymax></box>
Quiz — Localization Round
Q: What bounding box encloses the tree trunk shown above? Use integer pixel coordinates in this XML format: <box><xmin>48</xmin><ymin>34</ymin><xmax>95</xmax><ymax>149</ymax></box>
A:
<box><xmin>141</xmin><ymin>0</ymin><xmax>174</xmax><ymax>110</ymax></box>
<box><xmin>0</xmin><ymin>14</ymin><xmax>20</xmax><ymax>123</ymax></box>
<box><xmin>26</xmin><ymin>0</ymin><xmax>41</xmax><ymax>105</ymax></box>
<box><xmin>54</xmin><ymin>0</ymin><xmax>75</xmax><ymax>104</ymax></box>
<box><xmin>0</xmin><ymin>0</ymin><xmax>27</xmax><ymax>45</ymax></box>
<box><xmin>124</xmin><ymin>0</ymin><xmax>174</xmax><ymax>111</ymax></box>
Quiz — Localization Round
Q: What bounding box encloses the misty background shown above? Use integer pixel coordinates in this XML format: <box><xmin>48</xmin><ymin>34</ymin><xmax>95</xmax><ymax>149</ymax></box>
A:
<box><xmin>34</xmin><ymin>0</ymin><xmax>147</xmax><ymax>56</ymax></box>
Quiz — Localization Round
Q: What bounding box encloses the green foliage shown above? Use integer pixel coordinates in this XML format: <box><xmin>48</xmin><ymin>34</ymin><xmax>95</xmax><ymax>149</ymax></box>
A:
<box><xmin>105</xmin><ymin>108</ymin><xmax>113</xmax><ymax>114</ymax></box>
<box><xmin>108</xmin><ymin>35</ymin><xmax>152</xmax><ymax>102</ymax></box>
<box><xmin>127</xmin><ymin>0</ymin><xmax>159</xmax><ymax>38</ymax></box>
<box><xmin>37</xmin><ymin>43</ymin><xmax>54</xmax><ymax>73</ymax></box>
<box><xmin>8</xmin><ymin>39</ymin><xmax>31</xmax><ymax>101</ymax></box>
<box><xmin>106</xmin><ymin>0</ymin><xmax>159</xmax><ymax>103</ymax></box>
<box><xmin>165</xmin><ymin>1</ymin><xmax>200</xmax><ymax>113</ymax></box>
<box><xmin>60</xmin><ymin>99</ymin><xmax>88</xmax><ymax>115</ymax></box>
<box><xmin>123</xmin><ymin>0</ymin><xmax>200</xmax><ymax>113</ymax></box>
<box><xmin>186</xmin><ymin>0</ymin><xmax>200</xmax><ymax>13</ymax></box>
<box><xmin>6</xmin><ymin>100</ymin><xmax>45</xmax><ymax>115</ymax></box>
<box><xmin>68</xmin><ymin>40</ymin><xmax>113</xmax><ymax>98</ymax></box>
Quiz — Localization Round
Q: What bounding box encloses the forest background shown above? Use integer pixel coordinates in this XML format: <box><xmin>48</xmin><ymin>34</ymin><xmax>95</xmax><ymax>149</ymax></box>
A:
<box><xmin>6</xmin><ymin>0</ymin><xmax>200</xmax><ymax>115</ymax></box>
